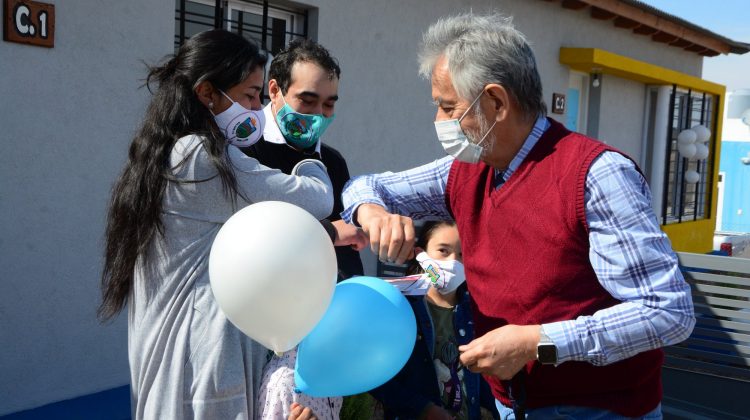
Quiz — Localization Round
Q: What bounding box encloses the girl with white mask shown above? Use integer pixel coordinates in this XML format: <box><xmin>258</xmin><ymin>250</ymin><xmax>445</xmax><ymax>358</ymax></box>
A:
<box><xmin>371</xmin><ymin>221</ymin><xmax>499</xmax><ymax>420</ymax></box>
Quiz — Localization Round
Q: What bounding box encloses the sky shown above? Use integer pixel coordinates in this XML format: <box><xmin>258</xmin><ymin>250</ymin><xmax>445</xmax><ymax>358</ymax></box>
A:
<box><xmin>639</xmin><ymin>0</ymin><xmax>750</xmax><ymax>92</ymax></box>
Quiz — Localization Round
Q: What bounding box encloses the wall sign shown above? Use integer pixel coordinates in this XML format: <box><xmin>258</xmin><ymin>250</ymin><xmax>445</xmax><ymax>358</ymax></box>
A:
<box><xmin>3</xmin><ymin>0</ymin><xmax>55</xmax><ymax>48</ymax></box>
<box><xmin>552</xmin><ymin>93</ymin><xmax>566</xmax><ymax>114</ymax></box>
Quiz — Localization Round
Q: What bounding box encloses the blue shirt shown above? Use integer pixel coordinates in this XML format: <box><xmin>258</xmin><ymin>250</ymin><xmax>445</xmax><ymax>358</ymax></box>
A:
<box><xmin>341</xmin><ymin>116</ymin><xmax>695</xmax><ymax>366</ymax></box>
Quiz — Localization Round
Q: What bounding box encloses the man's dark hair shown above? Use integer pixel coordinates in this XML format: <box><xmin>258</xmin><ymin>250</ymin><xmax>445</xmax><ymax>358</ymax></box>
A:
<box><xmin>269</xmin><ymin>39</ymin><xmax>341</xmax><ymax>94</ymax></box>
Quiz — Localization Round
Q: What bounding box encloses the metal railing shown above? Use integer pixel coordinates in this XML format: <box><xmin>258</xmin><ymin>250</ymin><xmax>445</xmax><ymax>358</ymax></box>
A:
<box><xmin>665</xmin><ymin>252</ymin><xmax>750</xmax><ymax>381</ymax></box>
<box><xmin>174</xmin><ymin>0</ymin><xmax>308</xmax><ymax>53</ymax></box>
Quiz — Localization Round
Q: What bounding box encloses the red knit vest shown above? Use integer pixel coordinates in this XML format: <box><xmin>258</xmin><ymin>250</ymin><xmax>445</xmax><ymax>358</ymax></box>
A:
<box><xmin>445</xmin><ymin>119</ymin><xmax>663</xmax><ymax>416</ymax></box>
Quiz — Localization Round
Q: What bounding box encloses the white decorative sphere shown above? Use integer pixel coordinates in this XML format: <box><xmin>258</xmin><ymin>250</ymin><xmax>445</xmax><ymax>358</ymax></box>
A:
<box><xmin>678</xmin><ymin>143</ymin><xmax>697</xmax><ymax>159</ymax></box>
<box><xmin>684</xmin><ymin>170</ymin><xmax>700</xmax><ymax>184</ymax></box>
<box><xmin>677</xmin><ymin>129</ymin><xmax>697</xmax><ymax>145</ymax></box>
<box><xmin>694</xmin><ymin>143</ymin><xmax>710</xmax><ymax>160</ymax></box>
<box><xmin>691</xmin><ymin>125</ymin><xmax>711</xmax><ymax>143</ymax></box>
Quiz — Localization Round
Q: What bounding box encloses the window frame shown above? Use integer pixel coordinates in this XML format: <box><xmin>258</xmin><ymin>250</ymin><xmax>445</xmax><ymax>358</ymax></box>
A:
<box><xmin>175</xmin><ymin>0</ymin><xmax>308</xmax><ymax>52</ymax></box>
<box><xmin>661</xmin><ymin>85</ymin><xmax>718</xmax><ymax>225</ymax></box>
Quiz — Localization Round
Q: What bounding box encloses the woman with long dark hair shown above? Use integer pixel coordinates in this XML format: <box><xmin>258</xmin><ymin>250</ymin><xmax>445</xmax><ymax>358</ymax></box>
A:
<box><xmin>100</xmin><ymin>30</ymin><xmax>334</xmax><ymax>419</ymax></box>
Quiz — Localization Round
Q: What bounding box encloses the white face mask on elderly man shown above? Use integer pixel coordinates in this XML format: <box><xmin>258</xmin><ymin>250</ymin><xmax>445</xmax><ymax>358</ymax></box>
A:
<box><xmin>433</xmin><ymin>90</ymin><xmax>497</xmax><ymax>164</ymax></box>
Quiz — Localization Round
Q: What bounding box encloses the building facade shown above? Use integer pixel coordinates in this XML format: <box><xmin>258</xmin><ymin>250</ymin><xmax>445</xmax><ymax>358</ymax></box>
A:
<box><xmin>1</xmin><ymin>0</ymin><xmax>747</xmax><ymax>416</ymax></box>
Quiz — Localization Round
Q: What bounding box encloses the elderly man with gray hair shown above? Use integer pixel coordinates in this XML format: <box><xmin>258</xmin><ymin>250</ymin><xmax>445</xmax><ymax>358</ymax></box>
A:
<box><xmin>342</xmin><ymin>12</ymin><xmax>695</xmax><ymax>419</ymax></box>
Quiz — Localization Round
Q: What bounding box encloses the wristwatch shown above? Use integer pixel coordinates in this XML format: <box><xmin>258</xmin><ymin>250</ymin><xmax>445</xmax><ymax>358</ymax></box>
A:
<box><xmin>537</xmin><ymin>327</ymin><xmax>558</xmax><ymax>365</ymax></box>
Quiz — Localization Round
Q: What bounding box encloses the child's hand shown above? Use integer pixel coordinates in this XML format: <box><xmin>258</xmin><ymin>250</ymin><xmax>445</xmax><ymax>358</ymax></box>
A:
<box><xmin>288</xmin><ymin>402</ymin><xmax>318</xmax><ymax>420</ymax></box>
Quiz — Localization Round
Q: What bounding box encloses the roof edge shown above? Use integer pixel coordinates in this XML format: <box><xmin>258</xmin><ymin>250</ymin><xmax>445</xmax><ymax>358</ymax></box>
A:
<box><xmin>621</xmin><ymin>0</ymin><xmax>749</xmax><ymax>55</ymax></box>
<box><xmin>555</xmin><ymin>0</ymin><xmax>750</xmax><ymax>56</ymax></box>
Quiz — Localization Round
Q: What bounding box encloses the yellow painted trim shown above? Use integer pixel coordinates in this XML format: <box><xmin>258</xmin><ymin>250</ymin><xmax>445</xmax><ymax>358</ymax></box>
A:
<box><xmin>559</xmin><ymin>48</ymin><xmax>725</xmax><ymax>95</ymax></box>
<box><xmin>559</xmin><ymin>47</ymin><xmax>728</xmax><ymax>252</ymax></box>
<box><xmin>710</xmin><ymin>94</ymin><xmax>725</xmax><ymax>233</ymax></box>
<box><xmin>662</xmin><ymin>220</ymin><xmax>716</xmax><ymax>253</ymax></box>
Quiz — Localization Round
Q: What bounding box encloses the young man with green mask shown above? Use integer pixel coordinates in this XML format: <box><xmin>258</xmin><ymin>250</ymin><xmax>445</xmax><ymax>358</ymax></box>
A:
<box><xmin>243</xmin><ymin>39</ymin><xmax>365</xmax><ymax>281</ymax></box>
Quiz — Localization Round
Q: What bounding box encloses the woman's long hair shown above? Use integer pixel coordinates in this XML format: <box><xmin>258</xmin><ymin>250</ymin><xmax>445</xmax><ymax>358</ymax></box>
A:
<box><xmin>98</xmin><ymin>30</ymin><xmax>267</xmax><ymax>321</ymax></box>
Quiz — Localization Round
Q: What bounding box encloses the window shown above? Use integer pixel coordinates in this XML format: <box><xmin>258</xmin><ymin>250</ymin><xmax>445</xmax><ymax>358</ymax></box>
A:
<box><xmin>565</xmin><ymin>71</ymin><xmax>589</xmax><ymax>134</ymax></box>
<box><xmin>174</xmin><ymin>0</ymin><xmax>215</xmax><ymax>45</ymax></box>
<box><xmin>661</xmin><ymin>86</ymin><xmax>717</xmax><ymax>224</ymax></box>
<box><xmin>174</xmin><ymin>0</ymin><xmax>308</xmax><ymax>54</ymax></box>
<box><xmin>226</xmin><ymin>1</ymin><xmax>306</xmax><ymax>56</ymax></box>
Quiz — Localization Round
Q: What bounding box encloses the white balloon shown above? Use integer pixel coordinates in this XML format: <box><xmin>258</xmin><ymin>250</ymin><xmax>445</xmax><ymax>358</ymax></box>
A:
<box><xmin>678</xmin><ymin>143</ymin><xmax>697</xmax><ymax>159</ymax></box>
<box><xmin>694</xmin><ymin>143</ymin><xmax>710</xmax><ymax>160</ymax></box>
<box><xmin>691</xmin><ymin>124</ymin><xmax>711</xmax><ymax>143</ymax></box>
<box><xmin>209</xmin><ymin>201</ymin><xmax>337</xmax><ymax>353</ymax></box>
<box><xmin>684</xmin><ymin>170</ymin><xmax>700</xmax><ymax>184</ymax></box>
<box><xmin>677</xmin><ymin>129</ymin><xmax>697</xmax><ymax>145</ymax></box>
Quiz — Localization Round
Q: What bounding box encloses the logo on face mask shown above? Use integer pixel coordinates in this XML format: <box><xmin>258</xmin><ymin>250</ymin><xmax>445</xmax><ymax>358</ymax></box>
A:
<box><xmin>416</xmin><ymin>251</ymin><xmax>467</xmax><ymax>295</ymax></box>
<box><xmin>275</xmin><ymin>95</ymin><xmax>334</xmax><ymax>150</ymax></box>
<box><xmin>284</xmin><ymin>117</ymin><xmax>309</xmax><ymax>139</ymax></box>
<box><xmin>423</xmin><ymin>262</ymin><xmax>442</xmax><ymax>285</ymax></box>
<box><xmin>235</xmin><ymin>116</ymin><xmax>259</xmax><ymax>139</ymax></box>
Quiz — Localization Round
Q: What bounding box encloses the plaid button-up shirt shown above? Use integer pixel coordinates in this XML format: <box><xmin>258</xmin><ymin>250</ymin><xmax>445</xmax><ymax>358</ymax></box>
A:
<box><xmin>342</xmin><ymin>116</ymin><xmax>695</xmax><ymax>365</ymax></box>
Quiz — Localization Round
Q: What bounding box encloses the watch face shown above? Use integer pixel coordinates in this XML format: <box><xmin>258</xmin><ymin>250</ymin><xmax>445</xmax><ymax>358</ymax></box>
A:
<box><xmin>538</xmin><ymin>343</ymin><xmax>557</xmax><ymax>364</ymax></box>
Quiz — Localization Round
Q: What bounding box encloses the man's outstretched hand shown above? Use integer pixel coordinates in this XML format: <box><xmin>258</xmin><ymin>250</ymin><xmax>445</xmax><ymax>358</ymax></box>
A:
<box><xmin>355</xmin><ymin>203</ymin><xmax>415</xmax><ymax>264</ymax></box>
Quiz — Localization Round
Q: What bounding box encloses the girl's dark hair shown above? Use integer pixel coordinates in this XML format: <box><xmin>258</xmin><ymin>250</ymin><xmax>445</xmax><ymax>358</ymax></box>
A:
<box><xmin>98</xmin><ymin>30</ymin><xmax>267</xmax><ymax>321</ymax></box>
<box><xmin>406</xmin><ymin>220</ymin><xmax>457</xmax><ymax>276</ymax></box>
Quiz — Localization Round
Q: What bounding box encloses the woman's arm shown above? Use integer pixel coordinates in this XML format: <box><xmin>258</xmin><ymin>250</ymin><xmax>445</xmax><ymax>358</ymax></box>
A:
<box><xmin>228</xmin><ymin>146</ymin><xmax>333</xmax><ymax>220</ymax></box>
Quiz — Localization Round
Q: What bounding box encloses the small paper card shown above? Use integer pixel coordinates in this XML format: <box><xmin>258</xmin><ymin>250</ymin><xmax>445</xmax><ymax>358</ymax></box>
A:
<box><xmin>384</xmin><ymin>274</ymin><xmax>431</xmax><ymax>296</ymax></box>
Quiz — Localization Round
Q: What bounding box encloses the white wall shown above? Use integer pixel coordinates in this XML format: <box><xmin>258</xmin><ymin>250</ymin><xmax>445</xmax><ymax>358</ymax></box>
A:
<box><xmin>725</xmin><ymin>90</ymin><xmax>750</xmax><ymax>142</ymax></box>
<box><xmin>0</xmin><ymin>0</ymin><xmax>173</xmax><ymax>414</ymax></box>
<box><xmin>302</xmin><ymin>0</ymin><xmax>450</xmax><ymax>174</ymax></box>
<box><xmin>300</xmin><ymin>0</ymin><xmax>703</xmax><ymax>176</ymax></box>
<box><xmin>724</xmin><ymin>119</ymin><xmax>750</xmax><ymax>142</ymax></box>
<box><xmin>597</xmin><ymin>74</ymin><xmax>647</xmax><ymax>160</ymax></box>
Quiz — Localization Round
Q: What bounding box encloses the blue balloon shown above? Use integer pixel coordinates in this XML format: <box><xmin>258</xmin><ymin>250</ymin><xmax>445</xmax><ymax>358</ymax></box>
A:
<box><xmin>294</xmin><ymin>276</ymin><xmax>417</xmax><ymax>397</ymax></box>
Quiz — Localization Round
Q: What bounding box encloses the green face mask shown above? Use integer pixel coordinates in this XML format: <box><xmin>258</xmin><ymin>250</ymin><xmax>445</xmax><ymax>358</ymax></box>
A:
<box><xmin>275</xmin><ymin>95</ymin><xmax>335</xmax><ymax>150</ymax></box>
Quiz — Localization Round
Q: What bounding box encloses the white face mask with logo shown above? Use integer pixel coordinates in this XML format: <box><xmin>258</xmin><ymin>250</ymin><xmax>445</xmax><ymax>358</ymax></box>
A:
<box><xmin>212</xmin><ymin>90</ymin><xmax>265</xmax><ymax>147</ymax></box>
<box><xmin>416</xmin><ymin>251</ymin><xmax>466</xmax><ymax>295</ymax></box>
<box><xmin>434</xmin><ymin>89</ymin><xmax>497</xmax><ymax>164</ymax></box>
